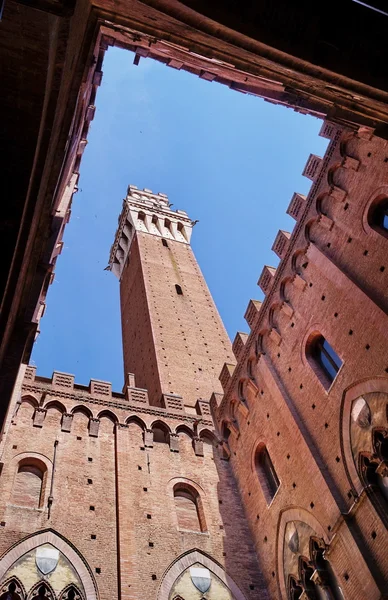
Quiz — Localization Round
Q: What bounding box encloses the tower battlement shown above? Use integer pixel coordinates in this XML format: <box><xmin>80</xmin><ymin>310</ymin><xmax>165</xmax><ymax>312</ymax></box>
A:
<box><xmin>109</xmin><ymin>185</ymin><xmax>193</xmax><ymax>279</ymax></box>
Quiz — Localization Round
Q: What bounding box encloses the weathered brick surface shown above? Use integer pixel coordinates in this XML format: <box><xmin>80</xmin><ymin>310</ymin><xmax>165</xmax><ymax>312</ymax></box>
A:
<box><xmin>120</xmin><ymin>223</ymin><xmax>233</xmax><ymax>408</ymax></box>
<box><xmin>0</xmin><ymin>370</ymin><xmax>266</xmax><ymax>600</ymax></box>
<box><xmin>215</xmin><ymin>124</ymin><xmax>388</xmax><ymax>599</ymax></box>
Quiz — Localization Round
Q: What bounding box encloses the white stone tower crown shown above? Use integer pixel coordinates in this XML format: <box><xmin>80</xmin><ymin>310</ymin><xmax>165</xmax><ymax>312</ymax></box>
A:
<box><xmin>109</xmin><ymin>185</ymin><xmax>194</xmax><ymax>278</ymax></box>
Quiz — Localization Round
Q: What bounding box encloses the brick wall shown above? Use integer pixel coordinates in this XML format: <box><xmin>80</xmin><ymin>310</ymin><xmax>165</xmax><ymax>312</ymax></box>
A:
<box><xmin>120</xmin><ymin>228</ymin><xmax>233</xmax><ymax>408</ymax></box>
<box><xmin>214</xmin><ymin>124</ymin><xmax>388</xmax><ymax>599</ymax></box>
<box><xmin>0</xmin><ymin>370</ymin><xmax>266</xmax><ymax>600</ymax></box>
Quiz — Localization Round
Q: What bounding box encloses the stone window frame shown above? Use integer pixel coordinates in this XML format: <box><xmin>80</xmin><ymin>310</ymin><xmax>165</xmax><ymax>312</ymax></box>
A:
<box><xmin>173</xmin><ymin>483</ymin><xmax>207</xmax><ymax>533</ymax></box>
<box><xmin>167</xmin><ymin>478</ymin><xmax>208</xmax><ymax>535</ymax></box>
<box><xmin>305</xmin><ymin>331</ymin><xmax>343</xmax><ymax>391</ymax></box>
<box><xmin>0</xmin><ymin>530</ymin><xmax>97</xmax><ymax>600</ymax></box>
<box><xmin>340</xmin><ymin>378</ymin><xmax>388</xmax><ymax>497</ymax></box>
<box><xmin>156</xmin><ymin>549</ymin><xmax>247</xmax><ymax>600</ymax></box>
<box><xmin>365</xmin><ymin>191</ymin><xmax>388</xmax><ymax>240</ymax></box>
<box><xmin>7</xmin><ymin>453</ymin><xmax>52</xmax><ymax>512</ymax></box>
<box><xmin>254</xmin><ymin>442</ymin><xmax>280</xmax><ymax>506</ymax></box>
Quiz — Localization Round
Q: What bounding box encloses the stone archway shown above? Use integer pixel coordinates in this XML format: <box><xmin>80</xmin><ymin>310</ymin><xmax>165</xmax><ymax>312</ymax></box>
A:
<box><xmin>0</xmin><ymin>530</ymin><xmax>98</xmax><ymax>600</ymax></box>
<box><xmin>157</xmin><ymin>549</ymin><xmax>247</xmax><ymax>600</ymax></box>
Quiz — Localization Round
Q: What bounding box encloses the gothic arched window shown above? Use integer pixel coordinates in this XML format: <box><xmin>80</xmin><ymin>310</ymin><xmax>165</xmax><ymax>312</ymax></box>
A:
<box><xmin>0</xmin><ymin>579</ymin><xmax>24</xmax><ymax>600</ymax></box>
<box><xmin>288</xmin><ymin>577</ymin><xmax>303</xmax><ymax>600</ymax></box>
<box><xmin>255</xmin><ymin>444</ymin><xmax>280</xmax><ymax>504</ymax></box>
<box><xmin>309</xmin><ymin>539</ymin><xmax>345</xmax><ymax>600</ymax></box>
<box><xmin>173</xmin><ymin>484</ymin><xmax>206</xmax><ymax>532</ymax></box>
<box><xmin>307</xmin><ymin>333</ymin><xmax>342</xmax><ymax>389</ymax></box>
<box><xmin>359</xmin><ymin>428</ymin><xmax>388</xmax><ymax>525</ymax></box>
<box><xmin>12</xmin><ymin>460</ymin><xmax>46</xmax><ymax>509</ymax></box>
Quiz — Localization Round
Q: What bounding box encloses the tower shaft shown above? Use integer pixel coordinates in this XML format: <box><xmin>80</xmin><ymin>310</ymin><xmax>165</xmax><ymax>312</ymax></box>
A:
<box><xmin>110</xmin><ymin>186</ymin><xmax>232</xmax><ymax>408</ymax></box>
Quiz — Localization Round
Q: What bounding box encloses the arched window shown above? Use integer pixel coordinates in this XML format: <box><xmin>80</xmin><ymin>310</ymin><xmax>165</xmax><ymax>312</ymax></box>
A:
<box><xmin>175</xmin><ymin>284</ymin><xmax>183</xmax><ymax>295</ymax></box>
<box><xmin>309</xmin><ymin>539</ymin><xmax>345</xmax><ymax>600</ymax></box>
<box><xmin>288</xmin><ymin>577</ymin><xmax>303</xmax><ymax>600</ymax></box>
<box><xmin>12</xmin><ymin>460</ymin><xmax>46</xmax><ymax>509</ymax></box>
<box><xmin>222</xmin><ymin>422</ymin><xmax>231</xmax><ymax>441</ymax></box>
<box><xmin>29</xmin><ymin>584</ymin><xmax>53</xmax><ymax>600</ymax></box>
<box><xmin>368</xmin><ymin>196</ymin><xmax>388</xmax><ymax>238</ymax></box>
<box><xmin>59</xmin><ymin>585</ymin><xmax>83</xmax><ymax>600</ymax></box>
<box><xmin>247</xmin><ymin>358</ymin><xmax>256</xmax><ymax>382</ymax></box>
<box><xmin>238</xmin><ymin>380</ymin><xmax>246</xmax><ymax>403</ymax></box>
<box><xmin>0</xmin><ymin>580</ymin><xmax>24</xmax><ymax>600</ymax></box>
<box><xmin>255</xmin><ymin>444</ymin><xmax>280</xmax><ymax>504</ymax></box>
<box><xmin>307</xmin><ymin>333</ymin><xmax>342</xmax><ymax>388</ymax></box>
<box><xmin>152</xmin><ymin>423</ymin><xmax>169</xmax><ymax>444</ymax></box>
<box><xmin>173</xmin><ymin>484</ymin><xmax>206</xmax><ymax>532</ymax></box>
<box><xmin>359</xmin><ymin>428</ymin><xmax>388</xmax><ymax>525</ymax></box>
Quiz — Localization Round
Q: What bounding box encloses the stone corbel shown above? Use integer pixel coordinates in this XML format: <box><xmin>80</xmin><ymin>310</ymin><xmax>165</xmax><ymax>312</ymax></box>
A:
<box><xmin>219</xmin><ymin>442</ymin><xmax>231</xmax><ymax>461</ymax></box>
<box><xmin>193</xmin><ymin>437</ymin><xmax>204</xmax><ymax>457</ymax></box>
<box><xmin>144</xmin><ymin>428</ymin><xmax>154</xmax><ymax>448</ymax></box>
<box><xmin>169</xmin><ymin>433</ymin><xmax>179</xmax><ymax>453</ymax></box>
<box><xmin>329</xmin><ymin>186</ymin><xmax>347</xmax><ymax>203</ymax></box>
<box><xmin>33</xmin><ymin>408</ymin><xmax>46</xmax><ymax>428</ymax></box>
<box><xmin>61</xmin><ymin>413</ymin><xmax>73</xmax><ymax>433</ymax></box>
<box><xmin>293</xmin><ymin>274</ymin><xmax>307</xmax><ymax>291</ymax></box>
<box><xmin>281</xmin><ymin>301</ymin><xmax>294</xmax><ymax>319</ymax></box>
<box><xmin>342</xmin><ymin>156</ymin><xmax>360</xmax><ymax>171</ymax></box>
<box><xmin>88</xmin><ymin>418</ymin><xmax>100</xmax><ymax>438</ymax></box>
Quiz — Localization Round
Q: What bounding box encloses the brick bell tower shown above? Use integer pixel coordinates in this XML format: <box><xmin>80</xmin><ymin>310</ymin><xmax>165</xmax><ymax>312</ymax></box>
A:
<box><xmin>109</xmin><ymin>185</ymin><xmax>233</xmax><ymax>409</ymax></box>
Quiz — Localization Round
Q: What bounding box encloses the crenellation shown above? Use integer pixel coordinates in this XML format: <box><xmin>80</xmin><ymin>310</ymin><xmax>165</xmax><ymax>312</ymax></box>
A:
<box><xmin>244</xmin><ymin>299</ymin><xmax>262</xmax><ymax>330</ymax></box>
<box><xmin>257</xmin><ymin>265</ymin><xmax>276</xmax><ymax>294</ymax></box>
<box><xmin>125</xmin><ymin>386</ymin><xmax>149</xmax><ymax>405</ymax></box>
<box><xmin>213</xmin><ymin>123</ymin><xmax>388</xmax><ymax>600</ymax></box>
<box><xmin>24</xmin><ymin>366</ymin><xmax>36</xmax><ymax>381</ymax></box>
<box><xmin>272</xmin><ymin>230</ymin><xmax>291</xmax><ymax>259</ymax></box>
<box><xmin>302</xmin><ymin>153</ymin><xmax>323</xmax><ymax>181</ymax></box>
<box><xmin>89</xmin><ymin>379</ymin><xmax>112</xmax><ymax>397</ymax></box>
<box><xmin>162</xmin><ymin>393</ymin><xmax>184</xmax><ymax>413</ymax></box>
<box><xmin>52</xmin><ymin>371</ymin><xmax>75</xmax><ymax>390</ymax></box>
<box><xmin>232</xmin><ymin>332</ymin><xmax>249</xmax><ymax>362</ymax></box>
<box><xmin>219</xmin><ymin>363</ymin><xmax>236</xmax><ymax>392</ymax></box>
<box><xmin>287</xmin><ymin>192</ymin><xmax>307</xmax><ymax>221</ymax></box>
<box><xmin>2</xmin><ymin>121</ymin><xmax>387</xmax><ymax>600</ymax></box>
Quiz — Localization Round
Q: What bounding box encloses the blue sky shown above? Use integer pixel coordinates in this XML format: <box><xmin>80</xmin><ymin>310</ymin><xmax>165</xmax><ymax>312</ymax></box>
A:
<box><xmin>31</xmin><ymin>47</ymin><xmax>328</xmax><ymax>390</ymax></box>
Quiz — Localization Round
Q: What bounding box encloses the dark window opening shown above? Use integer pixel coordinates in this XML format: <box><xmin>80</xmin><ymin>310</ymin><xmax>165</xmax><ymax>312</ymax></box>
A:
<box><xmin>255</xmin><ymin>444</ymin><xmax>280</xmax><ymax>504</ymax></box>
<box><xmin>152</xmin><ymin>424</ymin><xmax>169</xmax><ymax>444</ymax></box>
<box><xmin>307</xmin><ymin>333</ymin><xmax>342</xmax><ymax>388</ymax></box>
<box><xmin>368</xmin><ymin>196</ymin><xmax>388</xmax><ymax>237</ymax></box>
<box><xmin>162</xmin><ymin>238</ymin><xmax>168</xmax><ymax>247</ymax></box>
<box><xmin>175</xmin><ymin>284</ymin><xmax>183</xmax><ymax>295</ymax></box>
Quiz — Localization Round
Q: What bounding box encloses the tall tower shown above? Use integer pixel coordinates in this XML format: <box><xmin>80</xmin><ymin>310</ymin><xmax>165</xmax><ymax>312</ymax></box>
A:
<box><xmin>109</xmin><ymin>186</ymin><xmax>233</xmax><ymax>408</ymax></box>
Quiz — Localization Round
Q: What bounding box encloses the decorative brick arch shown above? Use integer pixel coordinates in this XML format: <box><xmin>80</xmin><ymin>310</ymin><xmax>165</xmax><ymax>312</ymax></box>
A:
<box><xmin>340</xmin><ymin>377</ymin><xmax>388</xmax><ymax>495</ymax></box>
<box><xmin>70</xmin><ymin>406</ymin><xmax>94</xmax><ymax>419</ymax></box>
<box><xmin>275</xmin><ymin>507</ymin><xmax>329</xmax><ymax>600</ymax></box>
<box><xmin>43</xmin><ymin>401</ymin><xmax>68</xmax><ymax>414</ymax></box>
<box><xmin>0</xmin><ymin>530</ymin><xmax>98</xmax><ymax>600</ymax></box>
<box><xmin>156</xmin><ymin>549</ymin><xmax>248</xmax><ymax>600</ymax></box>
<box><xmin>20</xmin><ymin>395</ymin><xmax>39</xmax><ymax>409</ymax></box>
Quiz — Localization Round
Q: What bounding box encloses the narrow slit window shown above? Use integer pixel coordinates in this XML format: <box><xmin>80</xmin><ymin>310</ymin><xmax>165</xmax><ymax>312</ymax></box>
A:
<box><xmin>162</xmin><ymin>239</ymin><xmax>168</xmax><ymax>248</ymax></box>
<box><xmin>175</xmin><ymin>284</ymin><xmax>183</xmax><ymax>295</ymax></box>
<box><xmin>255</xmin><ymin>445</ymin><xmax>279</xmax><ymax>504</ymax></box>
<box><xmin>311</xmin><ymin>335</ymin><xmax>342</xmax><ymax>385</ymax></box>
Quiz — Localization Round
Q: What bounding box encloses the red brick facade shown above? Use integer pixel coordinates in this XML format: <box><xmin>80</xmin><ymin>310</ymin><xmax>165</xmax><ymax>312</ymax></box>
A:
<box><xmin>0</xmin><ymin>189</ymin><xmax>263</xmax><ymax>600</ymax></box>
<box><xmin>214</xmin><ymin>122</ymin><xmax>388</xmax><ymax>599</ymax></box>
<box><xmin>0</xmin><ymin>122</ymin><xmax>387</xmax><ymax>600</ymax></box>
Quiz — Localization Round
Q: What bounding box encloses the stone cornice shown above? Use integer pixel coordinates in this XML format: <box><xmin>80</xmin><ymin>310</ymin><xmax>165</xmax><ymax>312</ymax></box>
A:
<box><xmin>22</xmin><ymin>383</ymin><xmax>213</xmax><ymax>426</ymax></box>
